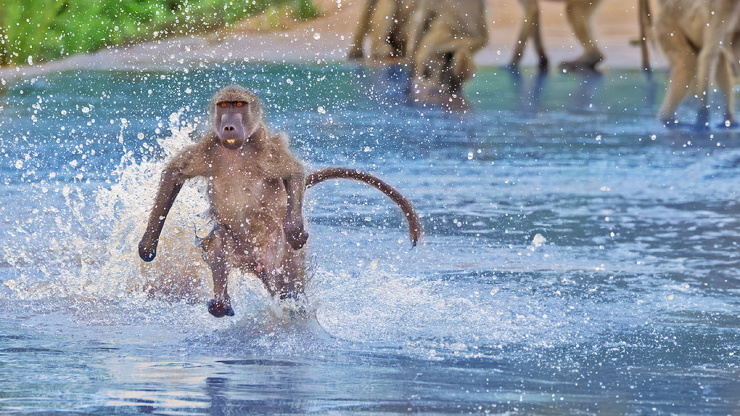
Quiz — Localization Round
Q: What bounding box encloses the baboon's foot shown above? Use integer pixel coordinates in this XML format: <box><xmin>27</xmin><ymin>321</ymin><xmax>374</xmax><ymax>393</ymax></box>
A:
<box><xmin>505</xmin><ymin>60</ymin><xmax>522</xmax><ymax>72</ymax></box>
<box><xmin>504</xmin><ymin>62</ymin><xmax>521</xmax><ymax>73</ymax></box>
<box><xmin>560</xmin><ymin>51</ymin><xmax>603</xmax><ymax>72</ymax></box>
<box><xmin>207</xmin><ymin>298</ymin><xmax>235</xmax><ymax>318</ymax></box>
<box><xmin>504</xmin><ymin>59</ymin><xmax>548</xmax><ymax>74</ymax></box>
<box><xmin>369</xmin><ymin>45</ymin><xmax>395</xmax><ymax>62</ymax></box>
<box><xmin>696</xmin><ymin>107</ymin><xmax>710</xmax><ymax>130</ymax></box>
<box><xmin>661</xmin><ymin>118</ymin><xmax>679</xmax><ymax>129</ymax></box>
<box><xmin>347</xmin><ymin>47</ymin><xmax>364</xmax><ymax>60</ymax></box>
<box><xmin>279</xmin><ymin>292</ymin><xmax>308</xmax><ymax>320</ymax></box>
<box><xmin>441</xmin><ymin>94</ymin><xmax>469</xmax><ymax>112</ymax></box>
<box><xmin>537</xmin><ymin>56</ymin><xmax>550</xmax><ymax>72</ymax></box>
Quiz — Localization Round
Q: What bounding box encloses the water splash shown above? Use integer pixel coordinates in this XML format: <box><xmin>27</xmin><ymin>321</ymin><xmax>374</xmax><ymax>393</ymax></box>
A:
<box><xmin>2</xmin><ymin>111</ymin><xmax>213</xmax><ymax>311</ymax></box>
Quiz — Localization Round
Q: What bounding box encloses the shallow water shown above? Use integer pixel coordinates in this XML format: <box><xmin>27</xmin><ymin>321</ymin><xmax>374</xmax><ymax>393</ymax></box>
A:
<box><xmin>1</xmin><ymin>64</ymin><xmax>738</xmax><ymax>414</ymax></box>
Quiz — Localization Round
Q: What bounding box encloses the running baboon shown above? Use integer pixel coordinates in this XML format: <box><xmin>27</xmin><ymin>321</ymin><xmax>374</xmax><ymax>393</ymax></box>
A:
<box><xmin>405</xmin><ymin>0</ymin><xmax>488</xmax><ymax>106</ymax></box>
<box><xmin>347</xmin><ymin>0</ymin><xmax>418</xmax><ymax>61</ymax></box>
<box><xmin>652</xmin><ymin>0</ymin><xmax>739</xmax><ymax>128</ymax></box>
<box><xmin>510</xmin><ymin>0</ymin><xmax>604</xmax><ymax>71</ymax></box>
<box><xmin>139</xmin><ymin>85</ymin><xmax>422</xmax><ymax>318</ymax></box>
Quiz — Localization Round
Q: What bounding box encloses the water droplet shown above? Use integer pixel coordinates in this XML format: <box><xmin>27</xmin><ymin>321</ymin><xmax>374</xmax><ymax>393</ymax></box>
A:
<box><xmin>531</xmin><ymin>234</ymin><xmax>546</xmax><ymax>247</ymax></box>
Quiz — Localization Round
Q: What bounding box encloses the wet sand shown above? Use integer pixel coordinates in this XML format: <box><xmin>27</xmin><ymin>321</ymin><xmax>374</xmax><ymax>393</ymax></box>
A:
<box><xmin>0</xmin><ymin>0</ymin><xmax>661</xmax><ymax>83</ymax></box>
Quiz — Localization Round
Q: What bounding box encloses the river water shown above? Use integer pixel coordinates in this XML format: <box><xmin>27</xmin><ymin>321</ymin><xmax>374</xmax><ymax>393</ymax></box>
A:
<box><xmin>0</xmin><ymin>64</ymin><xmax>738</xmax><ymax>414</ymax></box>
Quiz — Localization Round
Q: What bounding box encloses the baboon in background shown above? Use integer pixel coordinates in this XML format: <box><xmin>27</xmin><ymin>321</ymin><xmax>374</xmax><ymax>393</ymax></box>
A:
<box><xmin>139</xmin><ymin>85</ymin><xmax>422</xmax><ymax>318</ymax></box>
<box><xmin>347</xmin><ymin>0</ymin><xmax>418</xmax><ymax>61</ymax></box>
<box><xmin>651</xmin><ymin>0</ymin><xmax>739</xmax><ymax>128</ymax></box>
<box><xmin>405</xmin><ymin>0</ymin><xmax>488</xmax><ymax>106</ymax></box>
<box><xmin>510</xmin><ymin>0</ymin><xmax>604</xmax><ymax>71</ymax></box>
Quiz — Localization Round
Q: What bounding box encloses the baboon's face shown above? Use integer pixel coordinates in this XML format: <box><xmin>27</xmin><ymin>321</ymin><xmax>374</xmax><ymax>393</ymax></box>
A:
<box><xmin>211</xmin><ymin>85</ymin><xmax>262</xmax><ymax>150</ymax></box>
<box><xmin>215</xmin><ymin>100</ymin><xmax>253</xmax><ymax>150</ymax></box>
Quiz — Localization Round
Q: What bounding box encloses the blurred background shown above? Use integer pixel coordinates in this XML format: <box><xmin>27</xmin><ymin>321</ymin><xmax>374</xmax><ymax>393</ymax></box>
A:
<box><xmin>1</xmin><ymin>0</ymin><xmax>654</xmax><ymax>71</ymax></box>
<box><xmin>0</xmin><ymin>0</ymin><xmax>319</xmax><ymax>67</ymax></box>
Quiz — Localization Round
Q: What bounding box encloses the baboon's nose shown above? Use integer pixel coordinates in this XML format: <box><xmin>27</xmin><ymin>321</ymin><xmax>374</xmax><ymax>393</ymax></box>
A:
<box><xmin>224</xmin><ymin>125</ymin><xmax>235</xmax><ymax>132</ymax></box>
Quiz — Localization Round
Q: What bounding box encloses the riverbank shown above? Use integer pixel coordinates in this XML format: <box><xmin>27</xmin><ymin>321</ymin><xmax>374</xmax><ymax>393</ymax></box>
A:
<box><xmin>0</xmin><ymin>0</ymin><xmax>662</xmax><ymax>84</ymax></box>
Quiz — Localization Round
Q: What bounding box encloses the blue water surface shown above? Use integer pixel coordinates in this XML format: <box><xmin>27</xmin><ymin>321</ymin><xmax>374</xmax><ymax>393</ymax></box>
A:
<box><xmin>0</xmin><ymin>64</ymin><xmax>738</xmax><ymax>414</ymax></box>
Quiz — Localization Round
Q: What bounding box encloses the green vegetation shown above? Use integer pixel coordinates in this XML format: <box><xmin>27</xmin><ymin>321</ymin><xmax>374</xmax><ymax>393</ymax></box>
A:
<box><xmin>0</xmin><ymin>0</ymin><xmax>319</xmax><ymax>67</ymax></box>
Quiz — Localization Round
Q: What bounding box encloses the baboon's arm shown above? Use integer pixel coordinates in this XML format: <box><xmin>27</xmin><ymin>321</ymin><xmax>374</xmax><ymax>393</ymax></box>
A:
<box><xmin>139</xmin><ymin>147</ymin><xmax>208</xmax><ymax>262</ymax></box>
<box><xmin>138</xmin><ymin>166</ymin><xmax>186</xmax><ymax>262</ymax></box>
<box><xmin>283</xmin><ymin>171</ymin><xmax>309</xmax><ymax>250</ymax></box>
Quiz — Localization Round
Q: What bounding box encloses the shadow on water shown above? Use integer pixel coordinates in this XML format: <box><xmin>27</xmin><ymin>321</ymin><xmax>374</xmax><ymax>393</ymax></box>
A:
<box><xmin>0</xmin><ymin>63</ymin><xmax>738</xmax><ymax>414</ymax></box>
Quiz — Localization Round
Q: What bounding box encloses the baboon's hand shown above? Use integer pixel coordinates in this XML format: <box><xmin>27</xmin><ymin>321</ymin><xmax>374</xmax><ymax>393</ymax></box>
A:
<box><xmin>138</xmin><ymin>236</ymin><xmax>158</xmax><ymax>262</ymax></box>
<box><xmin>284</xmin><ymin>220</ymin><xmax>308</xmax><ymax>250</ymax></box>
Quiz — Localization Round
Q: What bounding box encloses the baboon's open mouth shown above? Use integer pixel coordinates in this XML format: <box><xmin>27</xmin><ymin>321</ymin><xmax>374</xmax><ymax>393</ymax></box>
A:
<box><xmin>224</xmin><ymin>139</ymin><xmax>238</xmax><ymax>145</ymax></box>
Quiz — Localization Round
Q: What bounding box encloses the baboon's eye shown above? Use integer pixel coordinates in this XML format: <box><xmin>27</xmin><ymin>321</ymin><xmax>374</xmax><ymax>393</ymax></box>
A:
<box><xmin>236</xmin><ymin>102</ymin><xmax>244</xmax><ymax>107</ymax></box>
<box><xmin>218</xmin><ymin>102</ymin><xmax>228</xmax><ymax>108</ymax></box>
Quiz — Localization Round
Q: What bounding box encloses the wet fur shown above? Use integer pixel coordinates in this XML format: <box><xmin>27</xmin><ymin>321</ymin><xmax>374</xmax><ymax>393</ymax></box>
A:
<box><xmin>404</xmin><ymin>0</ymin><xmax>488</xmax><ymax>106</ymax></box>
<box><xmin>651</xmin><ymin>0</ymin><xmax>739</xmax><ymax>128</ymax></box>
<box><xmin>139</xmin><ymin>86</ymin><xmax>421</xmax><ymax>317</ymax></box>
<box><xmin>347</xmin><ymin>0</ymin><xmax>418</xmax><ymax>61</ymax></box>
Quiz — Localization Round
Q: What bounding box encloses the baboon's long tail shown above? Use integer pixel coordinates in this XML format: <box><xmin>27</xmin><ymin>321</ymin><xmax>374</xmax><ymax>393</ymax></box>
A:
<box><xmin>305</xmin><ymin>167</ymin><xmax>422</xmax><ymax>246</ymax></box>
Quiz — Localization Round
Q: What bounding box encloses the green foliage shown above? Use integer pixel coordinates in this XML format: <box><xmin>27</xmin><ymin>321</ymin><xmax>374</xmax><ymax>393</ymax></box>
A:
<box><xmin>0</xmin><ymin>0</ymin><xmax>319</xmax><ymax>67</ymax></box>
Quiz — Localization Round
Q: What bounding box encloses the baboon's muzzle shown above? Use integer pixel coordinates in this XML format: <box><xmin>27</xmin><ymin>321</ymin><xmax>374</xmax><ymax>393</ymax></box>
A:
<box><xmin>219</xmin><ymin>112</ymin><xmax>246</xmax><ymax>149</ymax></box>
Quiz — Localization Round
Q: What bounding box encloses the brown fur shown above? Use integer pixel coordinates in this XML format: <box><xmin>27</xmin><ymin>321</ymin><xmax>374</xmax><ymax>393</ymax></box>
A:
<box><xmin>139</xmin><ymin>86</ymin><xmax>422</xmax><ymax>317</ymax></box>
<box><xmin>510</xmin><ymin>0</ymin><xmax>604</xmax><ymax>71</ymax></box>
<box><xmin>405</xmin><ymin>0</ymin><xmax>488</xmax><ymax>107</ymax></box>
<box><xmin>652</xmin><ymin>0</ymin><xmax>739</xmax><ymax>128</ymax></box>
<box><xmin>347</xmin><ymin>0</ymin><xmax>418</xmax><ymax>61</ymax></box>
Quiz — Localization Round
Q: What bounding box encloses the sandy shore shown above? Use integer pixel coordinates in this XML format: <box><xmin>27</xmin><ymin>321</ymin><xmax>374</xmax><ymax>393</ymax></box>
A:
<box><xmin>0</xmin><ymin>0</ymin><xmax>661</xmax><ymax>83</ymax></box>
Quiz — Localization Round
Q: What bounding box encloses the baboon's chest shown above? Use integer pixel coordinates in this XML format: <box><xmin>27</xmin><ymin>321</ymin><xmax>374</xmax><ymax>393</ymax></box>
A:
<box><xmin>208</xmin><ymin>164</ymin><xmax>287</xmax><ymax>227</ymax></box>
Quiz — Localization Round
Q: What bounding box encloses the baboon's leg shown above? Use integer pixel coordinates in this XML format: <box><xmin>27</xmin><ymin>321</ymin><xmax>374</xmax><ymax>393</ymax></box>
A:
<box><xmin>251</xmin><ymin>230</ymin><xmax>306</xmax><ymax>300</ymax></box>
<box><xmin>563</xmin><ymin>0</ymin><xmax>603</xmax><ymax>68</ymax></box>
<box><xmin>277</xmin><ymin>249</ymin><xmax>306</xmax><ymax>300</ymax></box>
<box><xmin>421</xmin><ymin>35</ymin><xmax>487</xmax><ymax>72</ymax></box>
<box><xmin>391</xmin><ymin>3</ymin><xmax>416</xmax><ymax>58</ymax></box>
<box><xmin>368</xmin><ymin>0</ymin><xmax>397</xmax><ymax>60</ymax></box>
<box><xmin>415</xmin><ymin>20</ymin><xmax>485</xmax><ymax>96</ymax></box>
<box><xmin>447</xmin><ymin>50</ymin><xmax>475</xmax><ymax>93</ymax></box>
<box><xmin>638</xmin><ymin>0</ymin><xmax>652</xmax><ymax>73</ymax></box>
<box><xmin>413</xmin><ymin>19</ymin><xmax>450</xmax><ymax>82</ymax></box>
<box><xmin>413</xmin><ymin>1</ymin><xmax>487</xmax><ymax>76</ymax></box>
<box><xmin>716</xmin><ymin>50</ymin><xmax>737</xmax><ymax>126</ymax></box>
<box><xmin>656</xmin><ymin>24</ymin><xmax>696</xmax><ymax>124</ymax></box>
<box><xmin>694</xmin><ymin>18</ymin><xmax>729</xmax><ymax>127</ymax></box>
<box><xmin>349</xmin><ymin>0</ymin><xmax>382</xmax><ymax>59</ymax></box>
<box><xmin>530</xmin><ymin>3</ymin><xmax>548</xmax><ymax>70</ymax></box>
<box><xmin>511</xmin><ymin>0</ymin><xmax>546</xmax><ymax>68</ymax></box>
<box><xmin>202</xmin><ymin>227</ymin><xmax>234</xmax><ymax>317</ymax></box>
